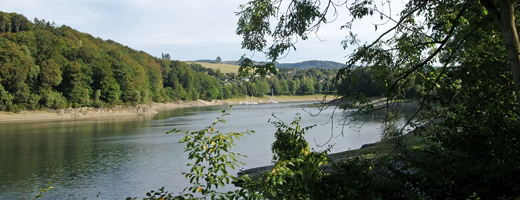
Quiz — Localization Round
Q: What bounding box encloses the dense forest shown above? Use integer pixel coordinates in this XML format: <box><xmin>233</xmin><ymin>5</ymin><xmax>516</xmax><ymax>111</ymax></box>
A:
<box><xmin>1</xmin><ymin>11</ymin><xmax>384</xmax><ymax>112</ymax></box>
<box><xmin>0</xmin><ymin>11</ymin><xmax>174</xmax><ymax>111</ymax></box>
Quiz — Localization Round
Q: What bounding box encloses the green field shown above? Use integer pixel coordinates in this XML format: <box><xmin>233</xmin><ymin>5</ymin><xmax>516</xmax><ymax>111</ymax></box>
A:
<box><xmin>327</xmin><ymin>133</ymin><xmax>428</xmax><ymax>162</ymax></box>
<box><xmin>193</xmin><ymin>62</ymin><xmax>240</xmax><ymax>73</ymax></box>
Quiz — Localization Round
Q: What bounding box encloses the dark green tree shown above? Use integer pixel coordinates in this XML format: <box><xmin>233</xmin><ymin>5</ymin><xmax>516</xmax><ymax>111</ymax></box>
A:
<box><xmin>60</xmin><ymin>61</ymin><xmax>91</xmax><ymax>107</ymax></box>
<box><xmin>38</xmin><ymin>59</ymin><xmax>62</xmax><ymax>91</ymax></box>
<box><xmin>236</xmin><ymin>0</ymin><xmax>520</xmax><ymax>199</ymax></box>
<box><xmin>0</xmin><ymin>83</ymin><xmax>14</xmax><ymax>111</ymax></box>
<box><xmin>287</xmin><ymin>79</ymin><xmax>299</xmax><ymax>95</ymax></box>
<box><xmin>196</xmin><ymin>72</ymin><xmax>220</xmax><ymax>100</ymax></box>
<box><xmin>279</xmin><ymin>79</ymin><xmax>289</xmax><ymax>95</ymax></box>
<box><xmin>0</xmin><ymin>38</ymin><xmax>32</xmax><ymax>105</ymax></box>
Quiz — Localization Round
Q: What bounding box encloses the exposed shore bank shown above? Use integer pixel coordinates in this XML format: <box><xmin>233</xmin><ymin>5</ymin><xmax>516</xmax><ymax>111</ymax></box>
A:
<box><xmin>0</xmin><ymin>95</ymin><xmax>329</xmax><ymax>123</ymax></box>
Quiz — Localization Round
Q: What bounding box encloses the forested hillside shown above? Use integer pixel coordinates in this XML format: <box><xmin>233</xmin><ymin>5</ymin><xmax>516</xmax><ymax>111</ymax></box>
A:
<box><xmin>0</xmin><ymin>11</ymin><xmax>242</xmax><ymax>111</ymax></box>
<box><xmin>2</xmin><ymin>11</ymin><xmax>379</xmax><ymax>112</ymax></box>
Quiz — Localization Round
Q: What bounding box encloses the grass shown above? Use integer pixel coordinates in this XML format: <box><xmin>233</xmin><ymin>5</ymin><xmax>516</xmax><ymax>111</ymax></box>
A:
<box><xmin>327</xmin><ymin>133</ymin><xmax>430</xmax><ymax>162</ymax></box>
<box><xmin>192</xmin><ymin>62</ymin><xmax>240</xmax><ymax>73</ymax></box>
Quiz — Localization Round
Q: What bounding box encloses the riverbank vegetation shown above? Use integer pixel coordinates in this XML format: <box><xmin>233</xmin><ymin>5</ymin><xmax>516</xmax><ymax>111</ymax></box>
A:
<box><xmin>1</xmin><ymin>11</ymin><xmax>394</xmax><ymax>113</ymax></box>
<box><xmin>138</xmin><ymin>0</ymin><xmax>520</xmax><ymax>197</ymax></box>
<box><xmin>229</xmin><ymin>0</ymin><xmax>520</xmax><ymax>199</ymax></box>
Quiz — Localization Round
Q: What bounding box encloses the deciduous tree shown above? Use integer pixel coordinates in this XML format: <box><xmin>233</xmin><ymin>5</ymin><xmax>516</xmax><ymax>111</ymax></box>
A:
<box><xmin>236</xmin><ymin>0</ymin><xmax>520</xmax><ymax>198</ymax></box>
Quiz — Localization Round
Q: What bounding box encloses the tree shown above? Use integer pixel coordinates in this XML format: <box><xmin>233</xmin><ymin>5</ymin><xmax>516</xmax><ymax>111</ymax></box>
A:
<box><xmin>243</xmin><ymin>114</ymin><xmax>328</xmax><ymax>199</ymax></box>
<box><xmin>34</xmin><ymin>29</ymin><xmax>57</xmax><ymax>64</ymax></box>
<box><xmin>215</xmin><ymin>56</ymin><xmax>222</xmax><ymax>63</ymax></box>
<box><xmin>300</xmin><ymin>81</ymin><xmax>315</xmax><ymax>94</ymax></box>
<box><xmin>236</xmin><ymin>0</ymin><xmax>520</xmax><ymax>198</ymax></box>
<box><xmin>0</xmin><ymin>38</ymin><xmax>33</xmax><ymax>105</ymax></box>
<box><xmin>173</xmin><ymin>106</ymin><xmax>253</xmax><ymax>199</ymax></box>
<box><xmin>279</xmin><ymin>79</ymin><xmax>289</xmax><ymax>94</ymax></box>
<box><xmin>214</xmin><ymin>68</ymin><xmax>223</xmax><ymax>78</ymax></box>
<box><xmin>236</xmin><ymin>0</ymin><xmax>520</xmax><ymax>131</ymax></box>
<box><xmin>236</xmin><ymin>0</ymin><xmax>520</xmax><ymax>102</ymax></box>
<box><xmin>196</xmin><ymin>72</ymin><xmax>220</xmax><ymax>100</ymax></box>
<box><xmin>314</xmin><ymin>81</ymin><xmax>323</xmax><ymax>93</ymax></box>
<box><xmin>287</xmin><ymin>79</ymin><xmax>299</xmax><ymax>95</ymax></box>
<box><xmin>2</xmin><ymin>12</ymin><xmax>247</xmax><ymax>109</ymax></box>
<box><xmin>38</xmin><ymin>59</ymin><xmax>62</xmax><ymax>91</ymax></box>
<box><xmin>61</xmin><ymin>61</ymin><xmax>91</xmax><ymax>107</ymax></box>
<box><xmin>0</xmin><ymin>83</ymin><xmax>14</xmax><ymax>111</ymax></box>
<box><xmin>481</xmin><ymin>0</ymin><xmax>520</xmax><ymax>93</ymax></box>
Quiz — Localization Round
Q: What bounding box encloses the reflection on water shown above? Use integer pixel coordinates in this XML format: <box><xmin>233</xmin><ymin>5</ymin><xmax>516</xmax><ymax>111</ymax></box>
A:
<box><xmin>0</xmin><ymin>102</ymin><xmax>391</xmax><ymax>199</ymax></box>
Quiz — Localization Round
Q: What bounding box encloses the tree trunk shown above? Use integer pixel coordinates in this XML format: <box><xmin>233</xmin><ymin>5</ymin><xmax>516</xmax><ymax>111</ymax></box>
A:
<box><xmin>498</xmin><ymin>0</ymin><xmax>520</xmax><ymax>94</ymax></box>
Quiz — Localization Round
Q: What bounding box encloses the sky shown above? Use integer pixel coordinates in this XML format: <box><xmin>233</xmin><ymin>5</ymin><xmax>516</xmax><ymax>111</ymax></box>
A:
<box><xmin>0</xmin><ymin>0</ymin><xmax>403</xmax><ymax>63</ymax></box>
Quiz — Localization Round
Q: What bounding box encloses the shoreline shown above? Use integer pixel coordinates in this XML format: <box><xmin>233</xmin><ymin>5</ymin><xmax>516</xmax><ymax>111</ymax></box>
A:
<box><xmin>0</xmin><ymin>95</ymin><xmax>330</xmax><ymax>123</ymax></box>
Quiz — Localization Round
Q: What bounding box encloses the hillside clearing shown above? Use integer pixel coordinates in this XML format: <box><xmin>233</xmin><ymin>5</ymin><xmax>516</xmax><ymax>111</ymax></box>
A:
<box><xmin>192</xmin><ymin>62</ymin><xmax>240</xmax><ymax>73</ymax></box>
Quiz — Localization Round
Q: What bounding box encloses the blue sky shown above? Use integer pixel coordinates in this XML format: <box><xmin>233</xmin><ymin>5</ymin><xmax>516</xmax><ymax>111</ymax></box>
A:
<box><xmin>0</xmin><ymin>0</ymin><xmax>401</xmax><ymax>63</ymax></box>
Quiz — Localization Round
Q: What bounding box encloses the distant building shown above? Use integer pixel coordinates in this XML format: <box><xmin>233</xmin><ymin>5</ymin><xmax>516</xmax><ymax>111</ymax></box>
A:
<box><xmin>161</xmin><ymin>53</ymin><xmax>171</xmax><ymax>60</ymax></box>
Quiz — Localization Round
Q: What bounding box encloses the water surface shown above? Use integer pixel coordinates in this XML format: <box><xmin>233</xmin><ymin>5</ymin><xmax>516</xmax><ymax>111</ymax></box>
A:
<box><xmin>0</xmin><ymin>102</ymin><xmax>386</xmax><ymax>199</ymax></box>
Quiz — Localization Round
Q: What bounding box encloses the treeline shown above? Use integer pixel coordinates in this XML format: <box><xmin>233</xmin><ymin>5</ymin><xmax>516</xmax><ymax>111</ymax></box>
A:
<box><xmin>275</xmin><ymin>60</ymin><xmax>345</xmax><ymax>69</ymax></box>
<box><xmin>0</xmin><ymin>11</ymin><xmax>228</xmax><ymax>111</ymax></box>
<box><xmin>220</xmin><ymin>67</ymin><xmax>338</xmax><ymax>98</ymax></box>
<box><xmin>0</xmin><ymin>11</ymin><xmax>387</xmax><ymax>112</ymax></box>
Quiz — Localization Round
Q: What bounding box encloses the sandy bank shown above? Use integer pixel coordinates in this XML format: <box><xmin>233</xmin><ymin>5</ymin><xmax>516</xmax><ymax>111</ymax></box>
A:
<box><xmin>0</xmin><ymin>95</ymin><xmax>330</xmax><ymax>123</ymax></box>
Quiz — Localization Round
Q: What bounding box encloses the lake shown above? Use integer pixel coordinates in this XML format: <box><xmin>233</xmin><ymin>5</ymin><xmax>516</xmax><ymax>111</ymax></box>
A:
<box><xmin>0</xmin><ymin>102</ymin><xmax>387</xmax><ymax>199</ymax></box>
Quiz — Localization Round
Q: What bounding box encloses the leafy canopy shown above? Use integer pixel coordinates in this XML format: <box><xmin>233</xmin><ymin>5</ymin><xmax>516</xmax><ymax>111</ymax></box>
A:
<box><xmin>236</xmin><ymin>0</ymin><xmax>520</xmax><ymax>199</ymax></box>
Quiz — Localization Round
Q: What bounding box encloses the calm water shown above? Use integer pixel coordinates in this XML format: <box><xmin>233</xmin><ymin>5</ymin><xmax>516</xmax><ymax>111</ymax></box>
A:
<box><xmin>0</xmin><ymin>102</ymin><xmax>386</xmax><ymax>199</ymax></box>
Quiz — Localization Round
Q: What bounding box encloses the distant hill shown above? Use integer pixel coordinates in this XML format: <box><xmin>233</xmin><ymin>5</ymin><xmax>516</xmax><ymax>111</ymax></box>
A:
<box><xmin>222</xmin><ymin>61</ymin><xmax>239</xmax><ymax>65</ymax></box>
<box><xmin>194</xmin><ymin>59</ymin><xmax>219</xmax><ymax>63</ymax></box>
<box><xmin>195</xmin><ymin>60</ymin><xmax>345</xmax><ymax>70</ymax></box>
<box><xmin>276</xmin><ymin>60</ymin><xmax>345</xmax><ymax>69</ymax></box>
<box><xmin>194</xmin><ymin>60</ymin><xmax>241</xmax><ymax>66</ymax></box>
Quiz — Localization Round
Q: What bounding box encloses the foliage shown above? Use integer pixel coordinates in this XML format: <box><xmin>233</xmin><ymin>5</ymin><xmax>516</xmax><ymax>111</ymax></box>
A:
<box><xmin>0</xmin><ymin>83</ymin><xmax>14</xmax><ymax>111</ymax></box>
<box><xmin>317</xmin><ymin>156</ymin><xmax>418</xmax><ymax>200</ymax></box>
<box><xmin>0</xmin><ymin>12</ymin><xmax>241</xmax><ymax>110</ymax></box>
<box><xmin>233</xmin><ymin>114</ymin><xmax>421</xmax><ymax>199</ymax></box>
<box><xmin>269</xmin><ymin>114</ymin><xmax>315</xmax><ymax>162</ymax></box>
<box><xmin>125</xmin><ymin>106</ymin><xmax>256</xmax><ymax>200</ymax></box>
<box><xmin>240</xmin><ymin>114</ymin><xmax>328</xmax><ymax>199</ymax></box>
<box><xmin>236</xmin><ymin>0</ymin><xmax>520</xmax><ymax>199</ymax></box>
<box><xmin>400</xmin><ymin>23</ymin><xmax>520</xmax><ymax>198</ymax></box>
<box><xmin>0</xmin><ymin>11</ymin><xmax>32</xmax><ymax>33</ymax></box>
<box><xmin>1</xmin><ymin>10</ymin><xmax>373</xmax><ymax>111</ymax></box>
<box><xmin>172</xmin><ymin>106</ymin><xmax>254</xmax><ymax>199</ymax></box>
